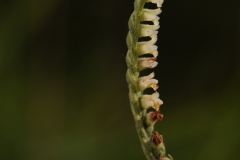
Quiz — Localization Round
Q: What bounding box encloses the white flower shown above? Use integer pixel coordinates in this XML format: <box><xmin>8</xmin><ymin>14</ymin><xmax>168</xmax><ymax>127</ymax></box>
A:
<box><xmin>141</xmin><ymin>12</ymin><xmax>156</xmax><ymax>21</ymax></box>
<box><xmin>149</xmin><ymin>31</ymin><xmax>158</xmax><ymax>44</ymax></box>
<box><xmin>141</xmin><ymin>12</ymin><xmax>160</xmax><ymax>25</ymax></box>
<box><xmin>143</xmin><ymin>8</ymin><xmax>162</xmax><ymax>16</ymax></box>
<box><xmin>140</xmin><ymin>27</ymin><xmax>153</xmax><ymax>37</ymax></box>
<box><xmin>141</xmin><ymin>24</ymin><xmax>159</xmax><ymax>31</ymax></box>
<box><xmin>138</xmin><ymin>57</ymin><xmax>158</xmax><ymax>70</ymax></box>
<box><xmin>137</xmin><ymin>43</ymin><xmax>158</xmax><ymax>57</ymax></box>
<box><xmin>141</xmin><ymin>92</ymin><xmax>163</xmax><ymax>110</ymax></box>
<box><xmin>138</xmin><ymin>72</ymin><xmax>158</xmax><ymax>91</ymax></box>
<box><xmin>151</xmin><ymin>48</ymin><xmax>159</xmax><ymax>57</ymax></box>
<box><xmin>139</xmin><ymin>31</ymin><xmax>158</xmax><ymax>46</ymax></box>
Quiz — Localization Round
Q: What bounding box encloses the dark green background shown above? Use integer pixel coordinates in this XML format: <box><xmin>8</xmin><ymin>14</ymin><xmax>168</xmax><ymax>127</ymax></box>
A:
<box><xmin>0</xmin><ymin>0</ymin><xmax>239</xmax><ymax>159</ymax></box>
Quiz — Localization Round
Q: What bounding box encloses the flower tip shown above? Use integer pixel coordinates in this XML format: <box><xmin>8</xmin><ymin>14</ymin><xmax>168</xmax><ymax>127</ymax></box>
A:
<box><xmin>146</xmin><ymin>110</ymin><xmax>163</xmax><ymax>126</ymax></box>
<box><xmin>152</xmin><ymin>111</ymin><xmax>163</xmax><ymax>121</ymax></box>
<box><xmin>152</xmin><ymin>83</ymin><xmax>158</xmax><ymax>91</ymax></box>
<box><xmin>151</xmin><ymin>131</ymin><xmax>163</xmax><ymax>146</ymax></box>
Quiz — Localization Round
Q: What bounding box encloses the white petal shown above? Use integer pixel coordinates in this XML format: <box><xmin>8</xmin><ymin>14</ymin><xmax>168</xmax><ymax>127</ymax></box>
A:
<box><xmin>154</xmin><ymin>98</ymin><xmax>163</xmax><ymax>111</ymax></box>
<box><xmin>152</xmin><ymin>16</ymin><xmax>160</xmax><ymax>25</ymax></box>
<box><xmin>139</xmin><ymin>72</ymin><xmax>155</xmax><ymax>81</ymax></box>
<box><xmin>143</xmin><ymin>8</ymin><xmax>161</xmax><ymax>16</ymax></box>
<box><xmin>152</xmin><ymin>91</ymin><xmax>159</xmax><ymax>98</ymax></box>
<box><xmin>141</xmin><ymin>12</ymin><xmax>160</xmax><ymax>26</ymax></box>
<box><xmin>149</xmin><ymin>31</ymin><xmax>158</xmax><ymax>44</ymax></box>
<box><xmin>138</xmin><ymin>72</ymin><xmax>158</xmax><ymax>91</ymax></box>
<box><xmin>151</xmin><ymin>49</ymin><xmax>158</xmax><ymax>57</ymax></box>
<box><xmin>139</xmin><ymin>32</ymin><xmax>158</xmax><ymax>46</ymax></box>
<box><xmin>137</xmin><ymin>43</ymin><xmax>158</xmax><ymax>57</ymax></box>
<box><xmin>141</xmin><ymin>95</ymin><xmax>154</xmax><ymax>109</ymax></box>
<box><xmin>137</xmin><ymin>44</ymin><xmax>158</xmax><ymax>55</ymax></box>
<box><xmin>141</xmin><ymin>24</ymin><xmax>159</xmax><ymax>31</ymax></box>
<box><xmin>141</xmin><ymin>12</ymin><xmax>156</xmax><ymax>21</ymax></box>
<box><xmin>138</xmin><ymin>57</ymin><xmax>158</xmax><ymax>70</ymax></box>
<box><xmin>141</xmin><ymin>92</ymin><xmax>163</xmax><ymax>110</ymax></box>
<box><xmin>140</xmin><ymin>28</ymin><xmax>153</xmax><ymax>37</ymax></box>
<box><xmin>139</xmin><ymin>78</ymin><xmax>158</xmax><ymax>91</ymax></box>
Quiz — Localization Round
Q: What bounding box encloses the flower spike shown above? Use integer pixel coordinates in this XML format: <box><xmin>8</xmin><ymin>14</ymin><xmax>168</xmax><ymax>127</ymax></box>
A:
<box><xmin>126</xmin><ymin>0</ymin><xmax>172</xmax><ymax>159</ymax></box>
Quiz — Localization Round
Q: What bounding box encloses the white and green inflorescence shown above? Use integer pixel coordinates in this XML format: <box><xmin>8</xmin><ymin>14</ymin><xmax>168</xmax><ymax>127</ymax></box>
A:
<box><xmin>126</xmin><ymin>0</ymin><xmax>173</xmax><ymax>160</ymax></box>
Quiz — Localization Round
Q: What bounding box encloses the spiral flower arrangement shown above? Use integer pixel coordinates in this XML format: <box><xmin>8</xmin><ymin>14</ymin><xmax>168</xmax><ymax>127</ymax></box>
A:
<box><xmin>126</xmin><ymin>0</ymin><xmax>173</xmax><ymax>159</ymax></box>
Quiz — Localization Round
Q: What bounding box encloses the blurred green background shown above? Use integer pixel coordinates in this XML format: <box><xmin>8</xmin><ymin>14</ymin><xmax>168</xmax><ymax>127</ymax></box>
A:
<box><xmin>0</xmin><ymin>0</ymin><xmax>240</xmax><ymax>160</ymax></box>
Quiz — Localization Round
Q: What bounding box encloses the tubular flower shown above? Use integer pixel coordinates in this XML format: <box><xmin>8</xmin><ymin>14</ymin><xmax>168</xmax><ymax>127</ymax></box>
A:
<box><xmin>138</xmin><ymin>57</ymin><xmax>158</xmax><ymax>71</ymax></box>
<box><xmin>138</xmin><ymin>72</ymin><xmax>158</xmax><ymax>91</ymax></box>
<box><xmin>141</xmin><ymin>13</ymin><xmax>160</xmax><ymax>26</ymax></box>
<box><xmin>137</xmin><ymin>44</ymin><xmax>158</xmax><ymax>57</ymax></box>
<box><xmin>141</xmin><ymin>92</ymin><xmax>163</xmax><ymax>110</ymax></box>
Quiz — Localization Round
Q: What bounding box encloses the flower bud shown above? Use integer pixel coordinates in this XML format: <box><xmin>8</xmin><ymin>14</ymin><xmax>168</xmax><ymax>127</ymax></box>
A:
<box><xmin>151</xmin><ymin>131</ymin><xmax>163</xmax><ymax>147</ymax></box>
<box><xmin>146</xmin><ymin>110</ymin><xmax>163</xmax><ymax>126</ymax></box>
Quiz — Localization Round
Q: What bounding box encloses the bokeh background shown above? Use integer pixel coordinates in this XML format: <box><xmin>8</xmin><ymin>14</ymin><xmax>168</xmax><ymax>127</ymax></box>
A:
<box><xmin>0</xmin><ymin>0</ymin><xmax>240</xmax><ymax>160</ymax></box>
